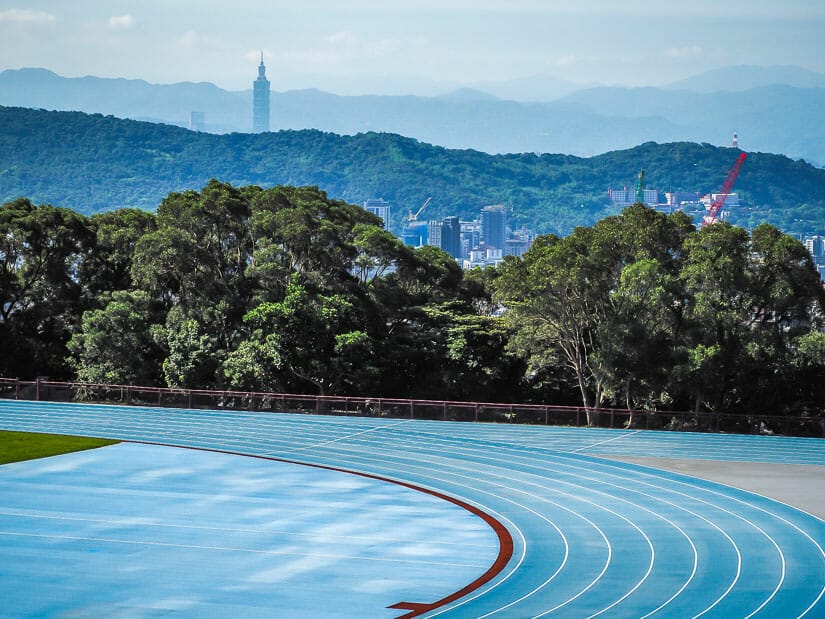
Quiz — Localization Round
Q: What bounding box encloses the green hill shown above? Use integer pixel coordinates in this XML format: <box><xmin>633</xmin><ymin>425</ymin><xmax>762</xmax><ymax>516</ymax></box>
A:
<box><xmin>2</xmin><ymin>105</ymin><xmax>824</xmax><ymax>236</ymax></box>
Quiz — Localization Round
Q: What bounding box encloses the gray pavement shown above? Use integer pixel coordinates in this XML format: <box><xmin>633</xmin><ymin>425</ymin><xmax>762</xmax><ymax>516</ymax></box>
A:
<box><xmin>605</xmin><ymin>455</ymin><xmax>825</xmax><ymax>520</ymax></box>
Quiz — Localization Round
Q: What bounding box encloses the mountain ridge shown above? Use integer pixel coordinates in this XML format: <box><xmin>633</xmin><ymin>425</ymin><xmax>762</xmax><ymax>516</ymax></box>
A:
<box><xmin>2</xmin><ymin>105</ymin><xmax>825</xmax><ymax>237</ymax></box>
<box><xmin>3</xmin><ymin>66</ymin><xmax>825</xmax><ymax>163</ymax></box>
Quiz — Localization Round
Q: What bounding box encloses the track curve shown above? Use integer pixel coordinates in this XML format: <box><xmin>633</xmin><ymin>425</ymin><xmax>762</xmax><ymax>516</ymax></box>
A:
<box><xmin>1</xmin><ymin>400</ymin><xmax>823</xmax><ymax>617</ymax></box>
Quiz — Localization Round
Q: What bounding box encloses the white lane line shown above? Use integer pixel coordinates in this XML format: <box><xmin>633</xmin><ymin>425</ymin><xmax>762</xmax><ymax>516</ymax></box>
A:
<box><xmin>356</xmin><ymin>427</ymin><xmax>808</xmax><ymax>617</ymax></box>
<box><xmin>331</xmin><ymin>435</ymin><xmax>698</xmax><ymax>619</ymax></box>
<box><xmin>545</xmin><ymin>455</ymin><xmax>796</xmax><ymax>618</ymax></box>
<box><xmin>276</xmin><ymin>419</ymin><xmax>414</xmax><ymax>453</ymax></box>
<box><xmin>557</xmin><ymin>430</ymin><xmax>642</xmax><ymax>454</ymax></box>
<box><xmin>281</xmin><ymin>439</ymin><xmax>620</xmax><ymax>618</ymax></box>
<box><xmin>257</xmin><ymin>439</ymin><xmax>585</xmax><ymax>619</ymax></box>
<box><xmin>395</xmin><ymin>436</ymin><xmax>705</xmax><ymax>618</ymax></box>
<box><xmin>322</xmin><ymin>432</ymin><xmax>747</xmax><ymax>618</ymax></box>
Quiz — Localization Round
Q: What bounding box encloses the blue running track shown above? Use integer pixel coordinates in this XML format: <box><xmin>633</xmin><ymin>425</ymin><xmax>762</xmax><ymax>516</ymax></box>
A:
<box><xmin>1</xmin><ymin>399</ymin><xmax>824</xmax><ymax>618</ymax></box>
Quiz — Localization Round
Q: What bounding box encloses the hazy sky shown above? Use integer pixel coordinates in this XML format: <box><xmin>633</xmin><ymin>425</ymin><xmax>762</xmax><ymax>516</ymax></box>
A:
<box><xmin>2</xmin><ymin>1</ymin><xmax>824</xmax><ymax>94</ymax></box>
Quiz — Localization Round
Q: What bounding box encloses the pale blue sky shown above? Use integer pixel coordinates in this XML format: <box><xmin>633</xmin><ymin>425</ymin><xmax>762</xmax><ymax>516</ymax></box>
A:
<box><xmin>1</xmin><ymin>1</ymin><xmax>824</xmax><ymax>94</ymax></box>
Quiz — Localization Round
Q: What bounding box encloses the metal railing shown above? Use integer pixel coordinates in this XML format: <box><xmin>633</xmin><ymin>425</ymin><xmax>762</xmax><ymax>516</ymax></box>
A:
<box><xmin>1</xmin><ymin>377</ymin><xmax>823</xmax><ymax>438</ymax></box>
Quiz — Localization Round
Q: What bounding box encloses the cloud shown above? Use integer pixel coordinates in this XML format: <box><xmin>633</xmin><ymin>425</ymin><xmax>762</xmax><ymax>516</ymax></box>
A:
<box><xmin>554</xmin><ymin>54</ymin><xmax>577</xmax><ymax>68</ymax></box>
<box><xmin>177</xmin><ymin>30</ymin><xmax>230</xmax><ymax>54</ymax></box>
<box><xmin>108</xmin><ymin>14</ymin><xmax>135</xmax><ymax>31</ymax></box>
<box><xmin>327</xmin><ymin>31</ymin><xmax>358</xmax><ymax>47</ymax></box>
<box><xmin>0</xmin><ymin>8</ymin><xmax>56</xmax><ymax>23</ymax></box>
<box><xmin>179</xmin><ymin>30</ymin><xmax>201</xmax><ymax>50</ymax></box>
<box><xmin>665</xmin><ymin>45</ymin><xmax>703</xmax><ymax>59</ymax></box>
<box><xmin>273</xmin><ymin>32</ymin><xmax>404</xmax><ymax>71</ymax></box>
<box><xmin>246</xmin><ymin>50</ymin><xmax>272</xmax><ymax>62</ymax></box>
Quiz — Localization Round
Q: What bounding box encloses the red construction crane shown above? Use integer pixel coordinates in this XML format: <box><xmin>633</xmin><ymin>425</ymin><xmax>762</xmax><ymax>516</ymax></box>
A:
<box><xmin>701</xmin><ymin>152</ymin><xmax>747</xmax><ymax>227</ymax></box>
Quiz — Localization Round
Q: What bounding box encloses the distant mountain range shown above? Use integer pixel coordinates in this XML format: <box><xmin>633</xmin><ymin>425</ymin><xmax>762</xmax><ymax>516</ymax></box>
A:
<box><xmin>3</xmin><ymin>105</ymin><xmax>825</xmax><ymax>237</ymax></box>
<box><xmin>1</xmin><ymin>66</ymin><xmax>825</xmax><ymax>165</ymax></box>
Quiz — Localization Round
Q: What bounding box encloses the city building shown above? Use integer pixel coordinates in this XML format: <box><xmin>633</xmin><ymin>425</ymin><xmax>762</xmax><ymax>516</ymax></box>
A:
<box><xmin>428</xmin><ymin>216</ymin><xmax>462</xmax><ymax>259</ymax></box>
<box><xmin>463</xmin><ymin>247</ymin><xmax>504</xmax><ymax>270</ymax></box>
<box><xmin>253</xmin><ymin>53</ymin><xmax>270</xmax><ymax>133</ymax></box>
<box><xmin>608</xmin><ymin>187</ymin><xmax>659</xmax><ymax>207</ymax></box>
<box><xmin>397</xmin><ymin>201</ymin><xmax>534</xmax><ymax>267</ymax></box>
<box><xmin>460</xmin><ymin>219</ymin><xmax>482</xmax><ymax>259</ymax></box>
<box><xmin>802</xmin><ymin>235</ymin><xmax>825</xmax><ymax>281</ymax></box>
<box><xmin>363</xmin><ymin>198</ymin><xmax>391</xmax><ymax>229</ymax></box>
<box><xmin>804</xmin><ymin>235</ymin><xmax>825</xmax><ymax>258</ymax></box>
<box><xmin>189</xmin><ymin>111</ymin><xmax>205</xmax><ymax>132</ymax></box>
<box><xmin>701</xmin><ymin>193</ymin><xmax>740</xmax><ymax>208</ymax></box>
<box><xmin>665</xmin><ymin>191</ymin><xmax>701</xmax><ymax>208</ymax></box>
<box><xmin>401</xmin><ymin>221</ymin><xmax>428</xmax><ymax>247</ymax></box>
<box><xmin>505</xmin><ymin>226</ymin><xmax>536</xmax><ymax>257</ymax></box>
<box><xmin>481</xmin><ymin>205</ymin><xmax>506</xmax><ymax>250</ymax></box>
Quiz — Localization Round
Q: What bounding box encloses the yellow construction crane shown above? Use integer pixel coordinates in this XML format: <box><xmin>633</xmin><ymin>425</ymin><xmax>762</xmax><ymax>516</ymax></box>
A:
<box><xmin>408</xmin><ymin>197</ymin><xmax>432</xmax><ymax>223</ymax></box>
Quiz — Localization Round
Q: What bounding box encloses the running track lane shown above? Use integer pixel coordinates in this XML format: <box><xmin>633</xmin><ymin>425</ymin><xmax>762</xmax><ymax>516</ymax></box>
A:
<box><xmin>0</xmin><ymin>400</ymin><xmax>823</xmax><ymax>618</ymax></box>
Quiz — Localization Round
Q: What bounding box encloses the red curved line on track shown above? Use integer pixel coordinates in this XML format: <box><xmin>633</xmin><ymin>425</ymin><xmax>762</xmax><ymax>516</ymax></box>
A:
<box><xmin>124</xmin><ymin>440</ymin><xmax>514</xmax><ymax>618</ymax></box>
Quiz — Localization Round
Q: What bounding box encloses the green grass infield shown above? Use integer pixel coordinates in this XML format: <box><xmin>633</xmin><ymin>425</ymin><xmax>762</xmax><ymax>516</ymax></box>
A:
<box><xmin>0</xmin><ymin>430</ymin><xmax>118</xmax><ymax>465</ymax></box>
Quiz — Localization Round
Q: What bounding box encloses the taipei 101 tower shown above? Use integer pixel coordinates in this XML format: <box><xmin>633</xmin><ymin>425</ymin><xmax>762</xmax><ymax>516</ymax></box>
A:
<box><xmin>253</xmin><ymin>52</ymin><xmax>270</xmax><ymax>132</ymax></box>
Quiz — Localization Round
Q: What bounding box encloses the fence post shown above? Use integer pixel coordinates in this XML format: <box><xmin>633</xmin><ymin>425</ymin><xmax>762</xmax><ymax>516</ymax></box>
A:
<box><xmin>35</xmin><ymin>377</ymin><xmax>40</xmax><ymax>401</ymax></box>
<box><xmin>188</xmin><ymin>390</ymin><xmax>192</xmax><ymax>409</ymax></box>
<box><xmin>475</xmin><ymin>403</ymin><xmax>479</xmax><ymax>423</ymax></box>
<box><xmin>544</xmin><ymin>406</ymin><xmax>548</xmax><ymax>425</ymax></box>
<box><xmin>409</xmin><ymin>400</ymin><xmax>413</xmax><ymax>419</ymax></box>
<box><xmin>15</xmin><ymin>378</ymin><xmax>20</xmax><ymax>400</ymax></box>
<box><xmin>443</xmin><ymin>401</ymin><xmax>447</xmax><ymax>421</ymax></box>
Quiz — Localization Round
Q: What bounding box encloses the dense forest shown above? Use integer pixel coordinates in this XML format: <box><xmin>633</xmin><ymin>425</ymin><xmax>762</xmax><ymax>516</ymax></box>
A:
<box><xmin>3</xmin><ymin>106</ymin><xmax>825</xmax><ymax>237</ymax></box>
<box><xmin>2</xmin><ymin>182</ymin><xmax>824</xmax><ymax>418</ymax></box>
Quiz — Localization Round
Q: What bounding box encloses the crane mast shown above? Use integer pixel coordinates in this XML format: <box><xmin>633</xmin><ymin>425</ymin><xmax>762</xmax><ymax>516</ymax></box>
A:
<box><xmin>408</xmin><ymin>197</ymin><xmax>432</xmax><ymax>223</ymax></box>
<box><xmin>636</xmin><ymin>170</ymin><xmax>646</xmax><ymax>204</ymax></box>
<box><xmin>702</xmin><ymin>152</ymin><xmax>747</xmax><ymax>227</ymax></box>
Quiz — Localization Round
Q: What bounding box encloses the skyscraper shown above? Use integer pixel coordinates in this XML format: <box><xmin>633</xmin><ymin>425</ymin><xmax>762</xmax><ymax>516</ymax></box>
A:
<box><xmin>481</xmin><ymin>205</ymin><xmax>506</xmax><ymax>250</ymax></box>
<box><xmin>363</xmin><ymin>198</ymin><xmax>391</xmax><ymax>229</ymax></box>
<box><xmin>253</xmin><ymin>52</ymin><xmax>270</xmax><ymax>133</ymax></box>
<box><xmin>441</xmin><ymin>216</ymin><xmax>462</xmax><ymax>259</ymax></box>
<box><xmin>428</xmin><ymin>216</ymin><xmax>462</xmax><ymax>259</ymax></box>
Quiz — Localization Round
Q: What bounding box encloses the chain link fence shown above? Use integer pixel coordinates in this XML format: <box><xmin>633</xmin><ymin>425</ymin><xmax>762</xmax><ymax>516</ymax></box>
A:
<box><xmin>1</xmin><ymin>377</ymin><xmax>823</xmax><ymax>438</ymax></box>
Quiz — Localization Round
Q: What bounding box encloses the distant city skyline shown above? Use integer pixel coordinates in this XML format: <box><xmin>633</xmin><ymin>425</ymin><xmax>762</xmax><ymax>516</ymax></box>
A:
<box><xmin>1</xmin><ymin>1</ymin><xmax>825</xmax><ymax>96</ymax></box>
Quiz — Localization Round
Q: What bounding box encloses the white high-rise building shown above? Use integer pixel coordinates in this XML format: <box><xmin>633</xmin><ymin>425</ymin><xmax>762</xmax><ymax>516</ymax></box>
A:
<box><xmin>804</xmin><ymin>235</ymin><xmax>825</xmax><ymax>258</ymax></box>
<box><xmin>363</xmin><ymin>199</ymin><xmax>391</xmax><ymax>229</ymax></box>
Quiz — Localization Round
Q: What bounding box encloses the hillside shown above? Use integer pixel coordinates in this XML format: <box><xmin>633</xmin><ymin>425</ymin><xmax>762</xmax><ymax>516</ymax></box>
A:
<box><xmin>2</xmin><ymin>106</ymin><xmax>825</xmax><ymax>236</ymax></box>
<box><xmin>561</xmin><ymin>85</ymin><xmax>825</xmax><ymax>166</ymax></box>
<box><xmin>4</xmin><ymin>67</ymin><xmax>825</xmax><ymax>163</ymax></box>
<box><xmin>665</xmin><ymin>65</ymin><xmax>825</xmax><ymax>92</ymax></box>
